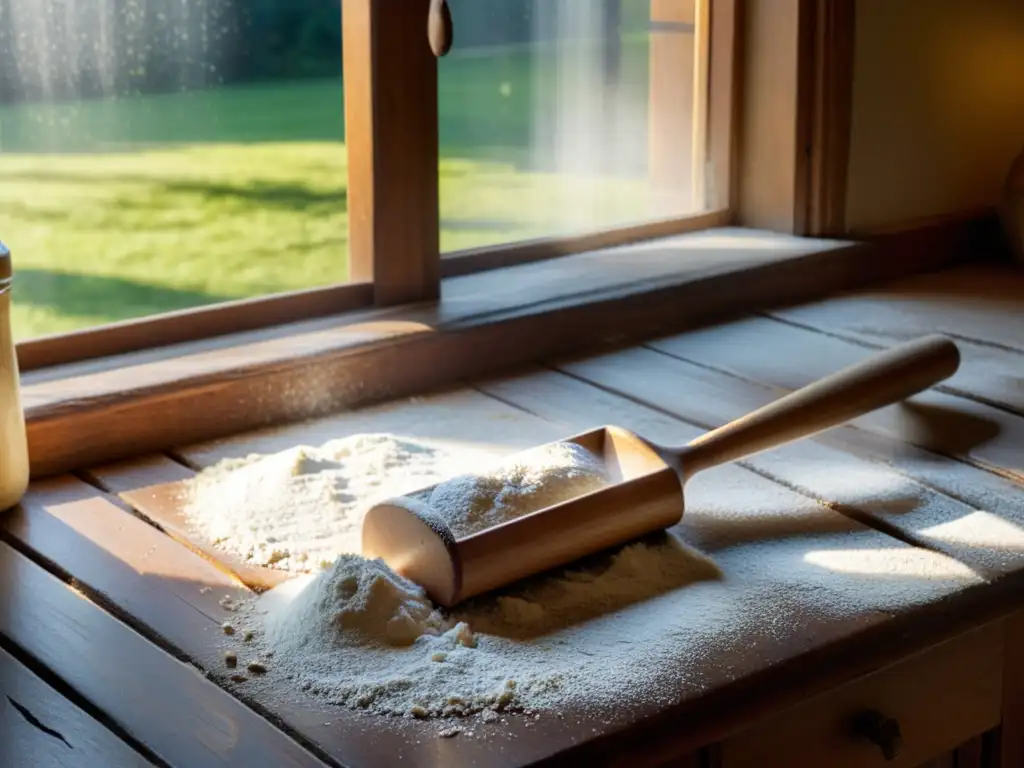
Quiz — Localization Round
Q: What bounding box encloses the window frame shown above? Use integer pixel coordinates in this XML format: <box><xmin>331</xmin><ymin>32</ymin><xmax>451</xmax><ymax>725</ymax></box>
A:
<box><xmin>340</xmin><ymin>0</ymin><xmax>744</xmax><ymax>294</ymax></box>
<box><xmin>14</xmin><ymin>0</ymin><xmax>741</xmax><ymax>371</ymax></box>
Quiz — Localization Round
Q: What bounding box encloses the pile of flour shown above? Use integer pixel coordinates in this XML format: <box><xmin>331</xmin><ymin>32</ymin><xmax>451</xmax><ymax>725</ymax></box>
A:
<box><xmin>182</xmin><ymin>434</ymin><xmax>609</xmax><ymax>570</ymax></box>
<box><xmin>182</xmin><ymin>434</ymin><xmax>458</xmax><ymax>572</ymax></box>
<box><xmin>227</xmin><ymin>532</ymin><xmax>721</xmax><ymax>718</ymax></box>
<box><xmin>420</xmin><ymin>440</ymin><xmax>610</xmax><ymax>537</ymax></box>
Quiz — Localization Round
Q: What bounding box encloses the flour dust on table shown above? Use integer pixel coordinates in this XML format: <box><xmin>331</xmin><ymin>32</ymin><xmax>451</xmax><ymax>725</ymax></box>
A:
<box><xmin>199</xmin><ymin>433</ymin><xmax>979</xmax><ymax>725</ymax></box>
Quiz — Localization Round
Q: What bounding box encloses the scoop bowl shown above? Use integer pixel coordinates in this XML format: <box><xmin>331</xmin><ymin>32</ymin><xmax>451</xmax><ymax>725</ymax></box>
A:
<box><xmin>362</xmin><ymin>426</ymin><xmax>683</xmax><ymax>607</ymax></box>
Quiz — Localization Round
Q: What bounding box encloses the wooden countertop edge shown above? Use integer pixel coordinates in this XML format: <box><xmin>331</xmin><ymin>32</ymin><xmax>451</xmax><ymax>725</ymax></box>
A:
<box><xmin>23</xmin><ymin>210</ymin><xmax>1001</xmax><ymax>479</ymax></box>
<box><xmin>546</xmin><ymin>576</ymin><xmax>1023</xmax><ymax>767</ymax></box>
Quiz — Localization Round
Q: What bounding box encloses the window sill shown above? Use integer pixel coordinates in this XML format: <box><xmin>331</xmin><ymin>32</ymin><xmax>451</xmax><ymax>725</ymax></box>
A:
<box><xmin>23</xmin><ymin>214</ymin><xmax>995</xmax><ymax>478</ymax></box>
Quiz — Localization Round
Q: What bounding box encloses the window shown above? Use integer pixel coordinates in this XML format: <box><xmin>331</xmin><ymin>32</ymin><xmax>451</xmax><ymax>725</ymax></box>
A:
<box><xmin>1</xmin><ymin>0</ymin><xmax>736</xmax><ymax>364</ymax></box>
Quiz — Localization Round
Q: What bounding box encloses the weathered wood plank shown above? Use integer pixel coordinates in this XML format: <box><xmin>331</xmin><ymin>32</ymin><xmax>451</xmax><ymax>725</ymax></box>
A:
<box><xmin>645</xmin><ymin>316</ymin><xmax>1024</xmax><ymax>484</ymax></box>
<box><xmin>81</xmin><ymin>457</ymin><xmax>290</xmax><ymax>593</ymax></box>
<box><xmin>0</xmin><ymin>538</ymin><xmax>325</xmax><ymax>768</ymax></box>
<box><xmin>766</xmin><ymin>265</ymin><xmax>1024</xmax><ymax>415</ymax></box>
<box><xmin>635</xmin><ymin>317</ymin><xmax>1024</xmax><ymax>577</ymax></box>
<box><xmin>22</xmin><ymin>226</ymin><xmax>909</xmax><ymax>480</ymax></box>
<box><xmin>771</xmin><ymin>264</ymin><xmax>1024</xmax><ymax>354</ymax></box>
<box><xmin>174</xmin><ymin>387</ymin><xmax>568</xmax><ymax>469</ymax></box>
<box><xmin>1</xmin><ymin>645</ymin><xmax>156</xmax><ymax>768</ymax></box>
<box><xmin>3</xmin><ymin>476</ymin><xmax>248</xmax><ymax>630</ymax></box>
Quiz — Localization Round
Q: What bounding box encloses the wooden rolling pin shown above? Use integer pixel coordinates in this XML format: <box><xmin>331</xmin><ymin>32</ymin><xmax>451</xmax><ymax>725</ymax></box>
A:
<box><xmin>363</xmin><ymin>334</ymin><xmax>960</xmax><ymax>607</ymax></box>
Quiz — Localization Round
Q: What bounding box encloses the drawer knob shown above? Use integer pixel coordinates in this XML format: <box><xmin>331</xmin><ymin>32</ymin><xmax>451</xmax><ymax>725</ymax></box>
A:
<box><xmin>851</xmin><ymin>709</ymin><xmax>902</xmax><ymax>761</ymax></box>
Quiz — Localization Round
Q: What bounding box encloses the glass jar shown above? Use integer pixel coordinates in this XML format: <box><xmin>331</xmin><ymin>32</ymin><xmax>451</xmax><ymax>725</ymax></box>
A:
<box><xmin>0</xmin><ymin>243</ymin><xmax>29</xmax><ymax>511</ymax></box>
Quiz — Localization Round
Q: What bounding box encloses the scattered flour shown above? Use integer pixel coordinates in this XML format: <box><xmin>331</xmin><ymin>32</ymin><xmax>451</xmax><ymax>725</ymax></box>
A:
<box><xmin>197</xmin><ymin>434</ymin><xmax>983</xmax><ymax>724</ymax></box>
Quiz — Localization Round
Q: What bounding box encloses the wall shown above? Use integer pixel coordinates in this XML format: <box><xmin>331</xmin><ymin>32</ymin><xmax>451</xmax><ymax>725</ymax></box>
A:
<box><xmin>845</xmin><ymin>0</ymin><xmax>1024</xmax><ymax>232</ymax></box>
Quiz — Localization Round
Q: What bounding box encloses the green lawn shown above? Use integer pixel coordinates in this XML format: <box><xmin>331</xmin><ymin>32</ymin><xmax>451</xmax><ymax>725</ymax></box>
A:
<box><xmin>0</xmin><ymin>38</ymin><xmax>683</xmax><ymax>340</ymax></box>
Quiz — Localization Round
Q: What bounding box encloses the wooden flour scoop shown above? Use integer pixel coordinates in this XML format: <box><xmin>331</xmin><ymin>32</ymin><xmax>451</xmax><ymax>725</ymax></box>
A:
<box><xmin>362</xmin><ymin>335</ymin><xmax>960</xmax><ymax>608</ymax></box>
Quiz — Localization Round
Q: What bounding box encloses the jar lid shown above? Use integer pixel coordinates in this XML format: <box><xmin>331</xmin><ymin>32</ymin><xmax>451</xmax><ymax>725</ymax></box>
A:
<box><xmin>0</xmin><ymin>242</ymin><xmax>10</xmax><ymax>282</ymax></box>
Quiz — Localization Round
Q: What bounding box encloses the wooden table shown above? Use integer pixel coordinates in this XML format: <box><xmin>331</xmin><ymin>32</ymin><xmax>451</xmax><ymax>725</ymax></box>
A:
<box><xmin>2</xmin><ymin>263</ymin><xmax>1023</xmax><ymax>767</ymax></box>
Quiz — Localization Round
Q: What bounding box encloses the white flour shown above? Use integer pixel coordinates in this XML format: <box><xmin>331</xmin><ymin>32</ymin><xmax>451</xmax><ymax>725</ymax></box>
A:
<box><xmin>231</xmin><ymin>531</ymin><xmax>722</xmax><ymax>718</ymax></box>
<box><xmin>182</xmin><ymin>434</ymin><xmax>459</xmax><ymax>572</ymax></box>
<box><xmin>423</xmin><ymin>440</ymin><xmax>609</xmax><ymax>537</ymax></box>
<box><xmin>262</xmin><ymin>555</ymin><xmax>452</xmax><ymax>651</ymax></box>
<box><xmin>195</xmin><ymin>434</ymin><xmax>982</xmax><ymax>724</ymax></box>
<box><xmin>183</xmin><ymin>434</ymin><xmax>609</xmax><ymax>570</ymax></box>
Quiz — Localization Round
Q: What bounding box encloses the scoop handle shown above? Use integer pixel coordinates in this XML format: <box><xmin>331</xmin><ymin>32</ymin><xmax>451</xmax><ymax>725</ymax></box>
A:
<box><xmin>679</xmin><ymin>334</ymin><xmax>960</xmax><ymax>479</ymax></box>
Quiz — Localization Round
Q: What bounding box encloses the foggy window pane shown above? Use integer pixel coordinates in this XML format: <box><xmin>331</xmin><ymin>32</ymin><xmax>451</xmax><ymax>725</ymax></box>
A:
<box><xmin>438</xmin><ymin>0</ymin><xmax>705</xmax><ymax>253</ymax></box>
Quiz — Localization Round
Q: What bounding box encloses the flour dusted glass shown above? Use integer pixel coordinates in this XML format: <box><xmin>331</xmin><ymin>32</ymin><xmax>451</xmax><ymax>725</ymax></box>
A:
<box><xmin>0</xmin><ymin>243</ymin><xmax>29</xmax><ymax>511</ymax></box>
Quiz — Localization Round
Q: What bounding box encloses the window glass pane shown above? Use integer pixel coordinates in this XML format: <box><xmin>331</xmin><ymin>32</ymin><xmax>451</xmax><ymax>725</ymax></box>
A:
<box><xmin>0</xmin><ymin>0</ymin><xmax>347</xmax><ymax>341</ymax></box>
<box><xmin>439</xmin><ymin>0</ymin><xmax>709</xmax><ymax>253</ymax></box>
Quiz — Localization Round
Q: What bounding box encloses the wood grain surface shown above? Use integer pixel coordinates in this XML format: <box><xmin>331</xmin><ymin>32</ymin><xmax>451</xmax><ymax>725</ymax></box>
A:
<box><xmin>3</xmin><ymin>475</ymin><xmax>248</xmax><ymax>631</ymax></box>
<box><xmin>645</xmin><ymin>314</ymin><xmax>1024</xmax><ymax>480</ymax></box>
<box><xmin>0</xmin><ymin>539</ymin><xmax>325</xmax><ymax>768</ymax></box>
<box><xmin>82</xmin><ymin>457</ymin><xmax>289</xmax><ymax>593</ymax></box>
<box><xmin>766</xmin><ymin>264</ymin><xmax>1024</xmax><ymax>416</ymax></box>
<box><xmin>0</xmin><ymin>645</ymin><xmax>157</xmax><ymax>768</ymax></box>
<box><xmin>10</xmin><ymin>262</ymin><xmax>1023</xmax><ymax>767</ymax></box>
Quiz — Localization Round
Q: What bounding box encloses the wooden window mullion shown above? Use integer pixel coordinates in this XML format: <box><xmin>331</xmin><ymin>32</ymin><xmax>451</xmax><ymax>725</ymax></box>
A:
<box><xmin>343</xmin><ymin>0</ymin><xmax>441</xmax><ymax>306</ymax></box>
<box><xmin>706</xmin><ymin>0</ymin><xmax>739</xmax><ymax>214</ymax></box>
<box><xmin>649</xmin><ymin>0</ymin><xmax>698</xmax><ymax>208</ymax></box>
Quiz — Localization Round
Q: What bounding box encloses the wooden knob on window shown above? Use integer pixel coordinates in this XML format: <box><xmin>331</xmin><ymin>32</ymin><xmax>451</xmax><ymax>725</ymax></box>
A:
<box><xmin>428</xmin><ymin>0</ymin><xmax>453</xmax><ymax>57</ymax></box>
<box><xmin>851</xmin><ymin>709</ymin><xmax>903</xmax><ymax>761</ymax></box>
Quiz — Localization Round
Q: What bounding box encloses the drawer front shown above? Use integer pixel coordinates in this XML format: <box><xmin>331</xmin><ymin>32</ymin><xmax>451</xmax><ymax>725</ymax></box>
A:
<box><xmin>720</xmin><ymin>622</ymin><xmax>1003</xmax><ymax>768</ymax></box>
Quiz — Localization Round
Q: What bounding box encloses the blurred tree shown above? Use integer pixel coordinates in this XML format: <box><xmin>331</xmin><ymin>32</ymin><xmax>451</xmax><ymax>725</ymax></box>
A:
<box><xmin>242</xmin><ymin>0</ymin><xmax>342</xmax><ymax>80</ymax></box>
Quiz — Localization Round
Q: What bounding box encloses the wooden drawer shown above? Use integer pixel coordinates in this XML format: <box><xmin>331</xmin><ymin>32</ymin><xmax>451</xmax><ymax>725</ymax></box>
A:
<box><xmin>720</xmin><ymin>623</ymin><xmax>1003</xmax><ymax>768</ymax></box>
